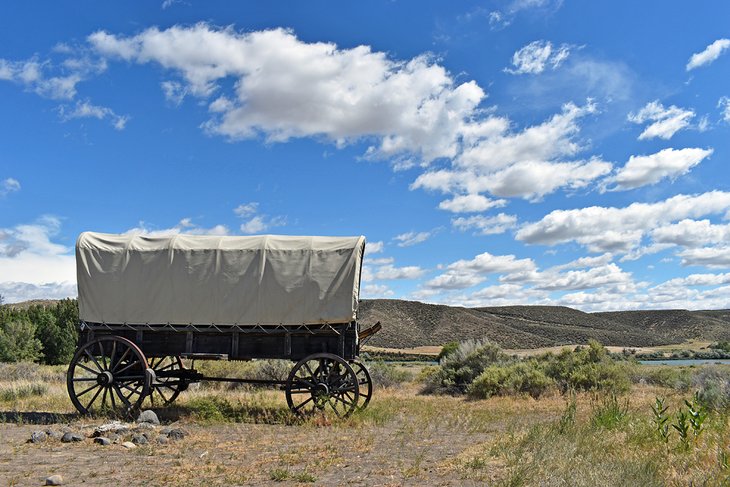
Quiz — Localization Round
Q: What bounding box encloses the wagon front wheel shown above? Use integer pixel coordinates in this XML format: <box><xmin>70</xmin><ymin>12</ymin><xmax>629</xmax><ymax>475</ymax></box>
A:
<box><xmin>67</xmin><ymin>336</ymin><xmax>151</xmax><ymax>416</ymax></box>
<box><xmin>285</xmin><ymin>353</ymin><xmax>360</xmax><ymax>418</ymax></box>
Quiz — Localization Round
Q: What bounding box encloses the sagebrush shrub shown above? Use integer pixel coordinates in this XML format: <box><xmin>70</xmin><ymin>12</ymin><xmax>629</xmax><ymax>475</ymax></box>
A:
<box><xmin>422</xmin><ymin>339</ymin><xmax>507</xmax><ymax>395</ymax></box>
<box><xmin>692</xmin><ymin>366</ymin><xmax>730</xmax><ymax>411</ymax></box>
<box><xmin>468</xmin><ymin>360</ymin><xmax>554</xmax><ymax>399</ymax></box>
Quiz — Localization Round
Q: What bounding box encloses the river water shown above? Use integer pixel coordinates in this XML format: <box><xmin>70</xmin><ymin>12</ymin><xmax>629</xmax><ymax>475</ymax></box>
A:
<box><xmin>639</xmin><ymin>359</ymin><xmax>730</xmax><ymax>366</ymax></box>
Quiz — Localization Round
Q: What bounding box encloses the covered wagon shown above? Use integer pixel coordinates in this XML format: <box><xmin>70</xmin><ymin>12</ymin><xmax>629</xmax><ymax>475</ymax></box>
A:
<box><xmin>67</xmin><ymin>232</ymin><xmax>381</xmax><ymax>417</ymax></box>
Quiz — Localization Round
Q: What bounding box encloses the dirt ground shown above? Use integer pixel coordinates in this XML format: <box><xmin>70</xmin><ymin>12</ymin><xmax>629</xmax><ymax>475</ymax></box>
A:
<box><xmin>0</xmin><ymin>384</ymin><xmax>530</xmax><ymax>487</ymax></box>
<box><xmin>0</xmin><ymin>420</ymin><xmax>494</xmax><ymax>486</ymax></box>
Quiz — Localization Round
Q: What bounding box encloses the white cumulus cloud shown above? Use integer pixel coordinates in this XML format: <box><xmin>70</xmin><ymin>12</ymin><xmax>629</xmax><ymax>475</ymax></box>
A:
<box><xmin>627</xmin><ymin>101</ymin><xmax>695</xmax><ymax>140</ymax></box>
<box><xmin>505</xmin><ymin>40</ymin><xmax>571</xmax><ymax>75</ymax></box>
<box><xmin>233</xmin><ymin>202</ymin><xmax>286</xmax><ymax>234</ymax></box>
<box><xmin>686</xmin><ymin>39</ymin><xmax>730</xmax><ymax>71</ymax></box>
<box><xmin>438</xmin><ymin>194</ymin><xmax>506</xmax><ymax>213</ymax></box>
<box><xmin>88</xmin><ymin>24</ymin><xmax>486</xmax><ymax>165</ymax></box>
<box><xmin>0</xmin><ymin>217</ymin><xmax>76</xmax><ymax>302</ymax></box>
<box><xmin>517</xmin><ymin>191</ymin><xmax>730</xmax><ymax>253</ymax></box>
<box><xmin>605</xmin><ymin>147</ymin><xmax>712</xmax><ymax>191</ymax></box>
<box><xmin>677</xmin><ymin>247</ymin><xmax>730</xmax><ymax>269</ymax></box>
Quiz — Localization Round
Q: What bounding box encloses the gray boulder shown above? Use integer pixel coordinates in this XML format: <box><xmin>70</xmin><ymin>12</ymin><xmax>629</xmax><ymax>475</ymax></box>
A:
<box><xmin>30</xmin><ymin>431</ymin><xmax>47</xmax><ymax>443</ymax></box>
<box><xmin>61</xmin><ymin>432</ymin><xmax>84</xmax><ymax>443</ymax></box>
<box><xmin>136</xmin><ymin>410</ymin><xmax>160</xmax><ymax>425</ymax></box>
<box><xmin>93</xmin><ymin>437</ymin><xmax>111</xmax><ymax>446</ymax></box>
<box><xmin>45</xmin><ymin>475</ymin><xmax>64</xmax><ymax>485</ymax></box>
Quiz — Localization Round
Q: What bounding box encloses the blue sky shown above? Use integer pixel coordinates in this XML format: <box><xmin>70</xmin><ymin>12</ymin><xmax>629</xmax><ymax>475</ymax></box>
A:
<box><xmin>1</xmin><ymin>1</ymin><xmax>730</xmax><ymax>311</ymax></box>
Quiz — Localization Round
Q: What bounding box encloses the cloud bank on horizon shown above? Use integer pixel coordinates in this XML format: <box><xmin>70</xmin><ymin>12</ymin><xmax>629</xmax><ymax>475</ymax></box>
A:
<box><xmin>1</xmin><ymin>2</ymin><xmax>730</xmax><ymax>312</ymax></box>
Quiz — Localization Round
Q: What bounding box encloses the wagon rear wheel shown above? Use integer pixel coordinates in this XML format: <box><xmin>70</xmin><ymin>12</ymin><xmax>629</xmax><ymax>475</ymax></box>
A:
<box><xmin>350</xmin><ymin>360</ymin><xmax>373</xmax><ymax>410</ymax></box>
<box><xmin>285</xmin><ymin>353</ymin><xmax>360</xmax><ymax>418</ymax></box>
<box><xmin>145</xmin><ymin>356</ymin><xmax>186</xmax><ymax>407</ymax></box>
<box><xmin>67</xmin><ymin>336</ymin><xmax>151</xmax><ymax>416</ymax></box>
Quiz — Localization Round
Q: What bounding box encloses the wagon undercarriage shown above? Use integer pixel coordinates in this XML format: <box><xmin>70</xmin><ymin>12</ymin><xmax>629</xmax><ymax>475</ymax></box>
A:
<box><xmin>66</xmin><ymin>322</ymin><xmax>380</xmax><ymax>418</ymax></box>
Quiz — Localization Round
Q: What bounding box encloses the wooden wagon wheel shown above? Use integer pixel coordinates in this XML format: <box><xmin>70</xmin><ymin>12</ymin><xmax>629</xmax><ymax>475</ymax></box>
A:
<box><xmin>144</xmin><ymin>356</ymin><xmax>187</xmax><ymax>407</ymax></box>
<box><xmin>66</xmin><ymin>336</ymin><xmax>151</xmax><ymax>416</ymax></box>
<box><xmin>350</xmin><ymin>360</ymin><xmax>373</xmax><ymax>410</ymax></box>
<box><xmin>285</xmin><ymin>353</ymin><xmax>360</xmax><ymax>418</ymax></box>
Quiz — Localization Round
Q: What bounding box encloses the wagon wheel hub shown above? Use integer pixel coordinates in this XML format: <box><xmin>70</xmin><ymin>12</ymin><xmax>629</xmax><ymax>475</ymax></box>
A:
<box><xmin>313</xmin><ymin>382</ymin><xmax>329</xmax><ymax>398</ymax></box>
<box><xmin>97</xmin><ymin>370</ymin><xmax>113</xmax><ymax>387</ymax></box>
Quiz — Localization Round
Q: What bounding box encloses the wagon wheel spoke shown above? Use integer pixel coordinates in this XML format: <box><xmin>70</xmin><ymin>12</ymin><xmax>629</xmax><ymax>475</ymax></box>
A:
<box><xmin>109</xmin><ymin>340</ymin><xmax>117</xmax><ymax>372</ymax></box>
<box><xmin>83</xmin><ymin>349</ymin><xmax>104</xmax><ymax>373</ymax></box>
<box><xmin>101</xmin><ymin>387</ymin><xmax>108</xmax><ymax>409</ymax></box>
<box><xmin>113</xmin><ymin>384</ymin><xmax>132</xmax><ymax>409</ymax></box>
<box><xmin>76</xmin><ymin>383</ymin><xmax>100</xmax><ymax>398</ymax></box>
<box><xmin>156</xmin><ymin>387</ymin><xmax>169</xmax><ymax>404</ymax></box>
<box><xmin>111</xmin><ymin>348</ymin><xmax>131</xmax><ymax>373</ymax></box>
<box><xmin>75</xmin><ymin>362</ymin><xmax>99</xmax><ymax>376</ymax></box>
<box><xmin>97</xmin><ymin>341</ymin><xmax>107</xmax><ymax>371</ymax></box>
<box><xmin>85</xmin><ymin>385</ymin><xmax>104</xmax><ymax>411</ymax></box>
<box><xmin>109</xmin><ymin>385</ymin><xmax>117</xmax><ymax>410</ymax></box>
<box><xmin>114</xmin><ymin>361</ymin><xmax>138</xmax><ymax>376</ymax></box>
<box><xmin>292</xmin><ymin>396</ymin><xmax>314</xmax><ymax>413</ymax></box>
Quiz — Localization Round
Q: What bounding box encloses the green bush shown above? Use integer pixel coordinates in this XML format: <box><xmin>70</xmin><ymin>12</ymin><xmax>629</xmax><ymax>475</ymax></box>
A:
<box><xmin>0</xmin><ymin>318</ymin><xmax>43</xmax><ymax>362</ymax></box>
<box><xmin>422</xmin><ymin>339</ymin><xmax>508</xmax><ymax>395</ymax></box>
<box><xmin>0</xmin><ymin>299</ymin><xmax>78</xmax><ymax>364</ymax></box>
<box><xmin>469</xmin><ymin>360</ymin><xmax>554</xmax><ymax>399</ymax></box>
<box><xmin>541</xmin><ymin>341</ymin><xmax>633</xmax><ymax>394</ymax></box>
<box><xmin>437</xmin><ymin>341</ymin><xmax>459</xmax><ymax>362</ymax></box>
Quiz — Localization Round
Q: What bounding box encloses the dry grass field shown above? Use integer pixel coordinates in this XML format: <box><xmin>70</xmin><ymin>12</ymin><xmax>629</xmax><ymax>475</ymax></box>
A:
<box><xmin>0</xmin><ymin>360</ymin><xmax>729</xmax><ymax>486</ymax></box>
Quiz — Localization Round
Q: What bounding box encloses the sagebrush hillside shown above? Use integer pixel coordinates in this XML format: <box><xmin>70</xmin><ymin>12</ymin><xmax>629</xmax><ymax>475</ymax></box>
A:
<box><xmin>5</xmin><ymin>298</ymin><xmax>730</xmax><ymax>350</ymax></box>
<box><xmin>359</xmin><ymin>299</ymin><xmax>730</xmax><ymax>349</ymax></box>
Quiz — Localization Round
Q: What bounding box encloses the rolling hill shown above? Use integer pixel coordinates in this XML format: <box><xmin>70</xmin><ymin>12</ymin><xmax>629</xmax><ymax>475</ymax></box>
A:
<box><xmin>5</xmin><ymin>298</ymin><xmax>730</xmax><ymax>350</ymax></box>
<box><xmin>359</xmin><ymin>299</ymin><xmax>730</xmax><ymax>349</ymax></box>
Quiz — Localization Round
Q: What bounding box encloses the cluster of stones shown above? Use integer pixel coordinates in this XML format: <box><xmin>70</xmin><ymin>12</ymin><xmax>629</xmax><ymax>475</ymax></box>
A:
<box><xmin>29</xmin><ymin>411</ymin><xmax>188</xmax><ymax>485</ymax></box>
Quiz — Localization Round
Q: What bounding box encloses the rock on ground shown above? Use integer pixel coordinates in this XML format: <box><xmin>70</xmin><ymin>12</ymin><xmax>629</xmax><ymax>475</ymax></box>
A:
<box><xmin>136</xmin><ymin>410</ymin><xmax>160</xmax><ymax>425</ymax></box>
<box><xmin>30</xmin><ymin>431</ymin><xmax>47</xmax><ymax>443</ymax></box>
<box><xmin>45</xmin><ymin>474</ymin><xmax>63</xmax><ymax>485</ymax></box>
<box><xmin>93</xmin><ymin>437</ymin><xmax>111</xmax><ymax>446</ymax></box>
<box><xmin>131</xmin><ymin>434</ymin><xmax>148</xmax><ymax>445</ymax></box>
<box><xmin>60</xmin><ymin>432</ymin><xmax>84</xmax><ymax>443</ymax></box>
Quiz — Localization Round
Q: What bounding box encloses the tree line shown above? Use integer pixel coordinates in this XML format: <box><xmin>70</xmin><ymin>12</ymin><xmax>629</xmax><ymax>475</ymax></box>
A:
<box><xmin>0</xmin><ymin>294</ymin><xmax>79</xmax><ymax>364</ymax></box>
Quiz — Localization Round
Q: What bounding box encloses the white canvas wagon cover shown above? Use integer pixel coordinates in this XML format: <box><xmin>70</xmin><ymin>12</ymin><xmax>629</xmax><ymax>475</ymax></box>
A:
<box><xmin>76</xmin><ymin>232</ymin><xmax>366</xmax><ymax>326</ymax></box>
